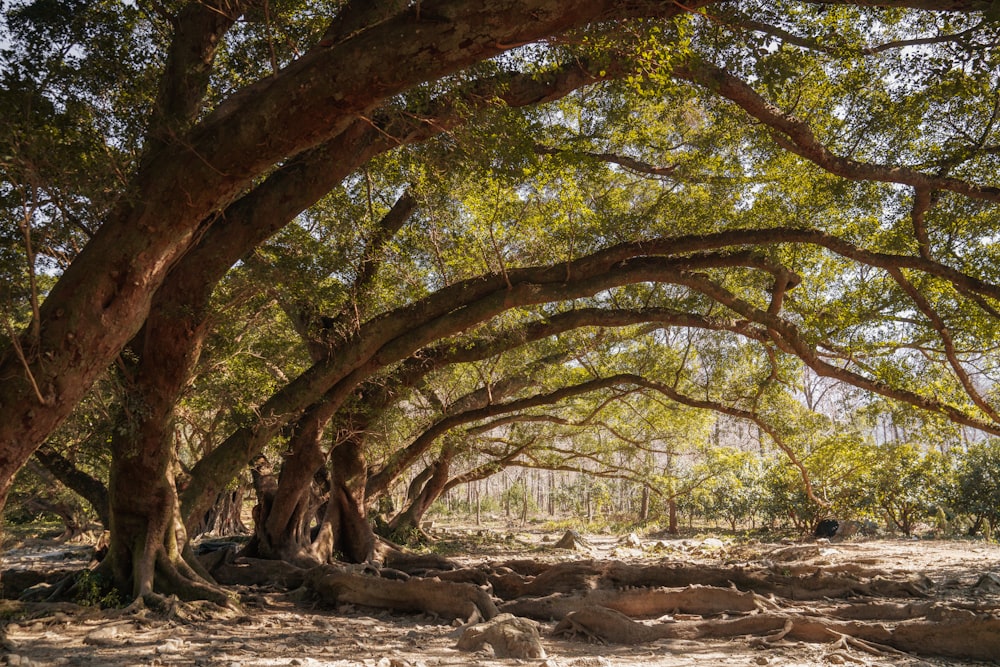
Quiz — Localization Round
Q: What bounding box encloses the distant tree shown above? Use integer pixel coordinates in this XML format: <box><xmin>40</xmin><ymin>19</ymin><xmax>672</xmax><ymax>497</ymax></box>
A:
<box><xmin>949</xmin><ymin>440</ymin><xmax>1000</xmax><ymax>537</ymax></box>
<box><xmin>865</xmin><ymin>443</ymin><xmax>949</xmax><ymax>536</ymax></box>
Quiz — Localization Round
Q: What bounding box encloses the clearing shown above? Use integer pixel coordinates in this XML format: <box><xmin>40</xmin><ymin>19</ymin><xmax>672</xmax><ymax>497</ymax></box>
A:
<box><xmin>2</xmin><ymin>526</ymin><xmax>999</xmax><ymax>667</ymax></box>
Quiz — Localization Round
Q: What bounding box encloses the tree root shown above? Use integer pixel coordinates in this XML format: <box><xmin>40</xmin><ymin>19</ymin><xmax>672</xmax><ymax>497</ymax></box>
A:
<box><xmin>503</xmin><ymin>584</ymin><xmax>774</xmax><ymax>621</ymax></box>
<box><xmin>601</xmin><ymin>561</ymin><xmax>932</xmax><ymax>600</ymax></box>
<box><xmin>553</xmin><ymin>604</ymin><xmax>1000</xmax><ymax>660</ymax></box>
<box><xmin>306</xmin><ymin>565</ymin><xmax>498</xmax><ymax>623</ymax></box>
<box><xmin>488</xmin><ymin>560</ymin><xmax>604</xmax><ymax>600</ymax></box>
<box><xmin>203</xmin><ymin>546</ymin><xmax>309</xmax><ymax>589</ymax></box>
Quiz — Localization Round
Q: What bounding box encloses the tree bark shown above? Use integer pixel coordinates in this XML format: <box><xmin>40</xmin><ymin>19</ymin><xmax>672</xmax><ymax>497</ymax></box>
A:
<box><xmin>0</xmin><ymin>0</ymin><xmax>700</xmax><ymax>521</ymax></box>
<box><xmin>386</xmin><ymin>445</ymin><xmax>456</xmax><ymax>540</ymax></box>
<box><xmin>105</xmin><ymin>416</ymin><xmax>229</xmax><ymax>605</ymax></box>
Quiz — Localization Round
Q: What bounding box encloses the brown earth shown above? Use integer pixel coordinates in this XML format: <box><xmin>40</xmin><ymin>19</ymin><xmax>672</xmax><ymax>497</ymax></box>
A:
<box><xmin>2</xmin><ymin>527</ymin><xmax>999</xmax><ymax>667</ymax></box>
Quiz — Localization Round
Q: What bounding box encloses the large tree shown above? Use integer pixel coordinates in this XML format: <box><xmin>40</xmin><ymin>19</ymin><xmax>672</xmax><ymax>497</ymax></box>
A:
<box><xmin>4</xmin><ymin>0</ymin><xmax>1000</xmax><ymax>603</ymax></box>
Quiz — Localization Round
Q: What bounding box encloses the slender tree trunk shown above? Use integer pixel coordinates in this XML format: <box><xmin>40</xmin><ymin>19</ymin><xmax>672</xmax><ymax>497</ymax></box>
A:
<box><xmin>387</xmin><ymin>447</ymin><xmax>454</xmax><ymax>540</ymax></box>
<box><xmin>192</xmin><ymin>479</ymin><xmax>250</xmax><ymax>537</ymax></box>
<box><xmin>668</xmin><ymin>498</ymin><xmax>679</xmax><ymax>535</ymax></box>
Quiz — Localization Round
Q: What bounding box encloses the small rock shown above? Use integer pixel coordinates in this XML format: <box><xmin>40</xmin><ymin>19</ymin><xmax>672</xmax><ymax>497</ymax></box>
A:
<box><xmin>83</xmin><ymin>625</ymin><xmax>120</xmax><ymax>646</ymax></box>
<box><xmin>754</xmin><ymin>655</ymin><xmax>770</xmax><ymax>665</ymax></box>
<box><xmin>826</xmin><ymin>654</ymin><xmax>845</xmax><ymax>664</ymax></box>
<box><xmin>376</xmin><ymin>658</ymin><xmax>412</xmax><ymax>667</ymax></box>
<box><xmin>620</xmin><ymin>532</ymin><xmax>642</xmax><ymax>548</ymax></box>
<box><xmin>4</xmin><ymin>655</ymin><xmax>23</xmax><ymax>666</ymax></box>
<box><xmin>156</xmin><ymin>637</ymin><xmax>185</xmax><ymax>653</ymax></box>
<box><xmin>974</xmin><ymin>572</ymin><xmax>1000</xmax><ymax>593</ymax></box>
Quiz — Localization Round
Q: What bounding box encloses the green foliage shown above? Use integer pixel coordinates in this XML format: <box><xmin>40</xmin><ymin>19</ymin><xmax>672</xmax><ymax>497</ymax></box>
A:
<box><xmin>72</xmin><ymin>570</ymin><xmax>121</xmax><ymax>608</ymax></box>
<box><xmin>948</xmin><ymin>440</ymin><xmax>1000</xmax><ymax>537</ymax></box>
<box><xmin>695</xmin><ymin>448</ymin><xmax>765</xmax><ymax>530</ymax></box>
<box><xmin>864</xmin><ymin>443</ymin><xmax>949</xmax><ymax>536</ymax></box>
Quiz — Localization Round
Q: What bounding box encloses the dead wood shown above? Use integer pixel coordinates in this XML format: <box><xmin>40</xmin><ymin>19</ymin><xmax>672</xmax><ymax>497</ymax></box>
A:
<box><xmin>306</xmin><ymin>566</ymin><xmax>498</xmax><ymax>622</ymax></box>
<box><xmin>503</xmin><ymin>584</ymin><xmax>772</xmax><ymax>620</ymax></box>
<box><xmin>456</xmin><ymin>613</ymin><xmax>546</xmax><ymax>659</ymax></box>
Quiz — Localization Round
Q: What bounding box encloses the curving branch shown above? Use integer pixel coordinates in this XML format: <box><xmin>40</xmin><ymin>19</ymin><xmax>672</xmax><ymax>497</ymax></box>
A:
<box><xmin>675</xmin><ymin>271</ymin><xmax>1000</xmax><ymax>436</ymax></box>
<box><xmin>887</xmin><ymin>267</ymin><xmax>1000</xmax><ymax>423</ymax></box>
<box><xmin>672</xmin><ymin>59</ymin><xmax>1000</xmax><ymax>202</ymax></box>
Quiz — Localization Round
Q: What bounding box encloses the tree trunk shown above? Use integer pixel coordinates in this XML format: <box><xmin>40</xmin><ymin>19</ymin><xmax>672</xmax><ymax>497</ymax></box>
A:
<box><xmin>668</xmin><ymin>498</ymin><xmax>678</xmax><ymax>535</ymax></box>
<box><xmin>105</xmin><ymin>417</ymin><xmax>229</xmax><ymax>606</ymax></box>
<box><xmin>387</xmin><ymin>447</ymin><xmax>454</xmax><ymax>540</ymax></box>
<box><xmin>250</xmin><ymin>402</ymin><xmax>332</xmax><ymax>566</ymax></box>
<box><xmin>191</xmin><ymin>478</ymin><xmax>250</xmax><ymax>537</ymax></box>
<box><xmin>310</xmin><ymin>440</ymin><xmax>375</xmax><ymax>564</ymax></box>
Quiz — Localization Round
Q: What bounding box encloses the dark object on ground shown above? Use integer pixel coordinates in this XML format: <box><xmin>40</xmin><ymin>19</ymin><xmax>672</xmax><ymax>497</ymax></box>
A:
<box><xmin>814</xmin><ymin>519</ymin><xmax>839</xmax><ymax>539</ymax></box>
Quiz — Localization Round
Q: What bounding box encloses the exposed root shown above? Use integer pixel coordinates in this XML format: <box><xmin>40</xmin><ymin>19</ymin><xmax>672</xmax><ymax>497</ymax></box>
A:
<box><xmin>307</xmin><ymin>565</ymin><xmax>498</xmax><ymax>622</ymax></box>
<box><xmin>503</xmin><ymin>584</ymin><xmax>774</xmax><ymax>621</ymax></box>
<box><xmin>456</xmin><ymin>613</ymin><xmax>546</xmax><ymax>659</ymax></box>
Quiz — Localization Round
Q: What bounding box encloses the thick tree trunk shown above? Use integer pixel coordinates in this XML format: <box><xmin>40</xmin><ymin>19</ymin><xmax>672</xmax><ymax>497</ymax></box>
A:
<box><xmin>105</xmin><ymin>421</ymin><xmax>229</xmax><ymax>606</ymax></box>
<box><xmin>245</xmin><ymin>440</ymin><xmax>375</xmax><ymax>565</ymax></box>
<box><xmin>312</xmin><ymin>440</ymin><xmax>375</xmax><ymax>563</ymax></box>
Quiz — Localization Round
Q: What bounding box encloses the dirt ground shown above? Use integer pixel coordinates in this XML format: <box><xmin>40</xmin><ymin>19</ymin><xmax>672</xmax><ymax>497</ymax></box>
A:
<box><xmin>2</xmin><ymin>527</ymin><xmax>999</xmax><ymax>667</ymax></box>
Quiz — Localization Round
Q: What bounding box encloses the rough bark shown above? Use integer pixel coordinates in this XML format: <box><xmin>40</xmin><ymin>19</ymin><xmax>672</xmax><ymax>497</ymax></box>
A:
<box><xmin>105</xmin><ymin>418</ymin><xmax>230</xmax><ymax>606</ymax></box>
<box><xmin>501</xmin><ymin>585</ymin><xmax>771</xmax><ymax>620</ymax></box>
<box><xmin>311</xmin><ymin>440</ymin><xmax>376</xmax><ymax>564</ymax></box>
<box><xmin>306</xmin><ymin>566</ymin><xmax>499</xmax><ymax>622</ymax></box>
<box><xmin>0</xmin><ymin>0</ymin><xmax>703</xmax><ymax>523</ymax></box>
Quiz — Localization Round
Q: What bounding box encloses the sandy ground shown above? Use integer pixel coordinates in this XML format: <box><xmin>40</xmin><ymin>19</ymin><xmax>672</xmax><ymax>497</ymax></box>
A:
<box><xmin>2</xmin><ymin>529</ymin><xmax>999</xmax><ymax>667</ymax></box>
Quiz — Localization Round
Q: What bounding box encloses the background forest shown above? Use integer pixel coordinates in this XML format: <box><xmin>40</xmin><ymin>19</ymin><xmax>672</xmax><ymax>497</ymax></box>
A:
<box><xmin>3</xmin><ymin>0</ymin><xmax>1000</xmax><ymax>609</ymax></box>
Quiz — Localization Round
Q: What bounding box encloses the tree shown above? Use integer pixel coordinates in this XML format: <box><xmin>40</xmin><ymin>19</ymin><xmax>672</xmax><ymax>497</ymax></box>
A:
<box><xmin>5</xmin><ymin>1</ymin><xmax>1000</xmax><ymax>606</ymax></box>
<box><xmin>865</xmin><ymin>443</ymin><xmax>948</xmax><ymax>535</ymax></box>
<box><xmin>949</xmin><ymin>440</ymin><xmax>1000</xmax><ymax>536</ymax></box>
